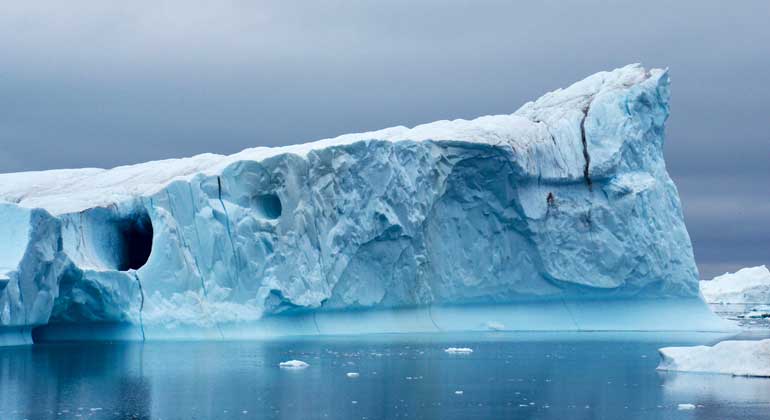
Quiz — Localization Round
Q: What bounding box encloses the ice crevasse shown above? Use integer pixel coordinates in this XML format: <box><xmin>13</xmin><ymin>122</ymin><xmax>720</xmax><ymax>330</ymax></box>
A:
<box><xmin>0</xmin><ymin>64</ymin><xmax>734</xmax><ymax>345</ymax></box>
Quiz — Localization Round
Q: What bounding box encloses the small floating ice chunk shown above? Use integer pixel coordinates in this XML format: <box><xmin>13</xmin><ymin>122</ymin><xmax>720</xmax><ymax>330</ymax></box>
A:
<box><xmin>454</xmin><ymin>390</ymin><xmax>464</xmax><ymax>395</ymax></box>
<box><xmin>279</xmin><ymin>360</ymin><xmax>309</xmax><ymax>369</ymax></box>
<box><xmin>485</xmin><ymin>321</ymin><xmax>505</xmax><ymax>331</ymax></box>
<box><xmin>677</xmin><ymin>404</ymin><xmax>695</xmax><ymax>410</ymax></box>
<box><xmin>346</xmin><ymin>372</ymin><xmax>360</xmax><ymax>378</ymax></box>
<box><xmin>445</xmin><ymin>347</ymin><xmax>473</xmax><ymax>354</ymax></box>
<box><xmin>739</xmin><ymin>306</ymin><xmax>770</xmax><ymax>319</ymax></box>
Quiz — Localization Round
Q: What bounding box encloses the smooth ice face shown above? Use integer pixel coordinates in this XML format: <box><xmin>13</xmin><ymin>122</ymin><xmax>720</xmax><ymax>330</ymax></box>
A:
<box><xmin>0</xmin><ymin>64</ymin><xmax>726</xmax><ymax>343</ymax></box>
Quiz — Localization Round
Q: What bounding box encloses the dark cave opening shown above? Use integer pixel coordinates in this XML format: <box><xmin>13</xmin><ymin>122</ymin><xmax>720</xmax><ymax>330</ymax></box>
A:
<box><xmin>115</xmin><ymin>211</ymin><xmax>154</xmax><ymax>271</ymax></box>
<box><xmin>254</xmin><ymin>193</ymin><xmax>282</xmax><ymax>219</ymax></box>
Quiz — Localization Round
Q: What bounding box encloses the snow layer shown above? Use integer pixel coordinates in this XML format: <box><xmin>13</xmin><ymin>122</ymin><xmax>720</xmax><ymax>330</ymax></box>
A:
<box><xmin>658</xmin><ymin>339</ymin><xmax>770</xmax><ymax>377</ymax></box>
<box><xmin>700</xmin><ymin>265</ymin><xmax>770</xmax><ymax>304</ymax></box>
<box><xmin>0</xmin><ymin>64</ymin><xmax>728</xmax><ymax>343</ymax></box>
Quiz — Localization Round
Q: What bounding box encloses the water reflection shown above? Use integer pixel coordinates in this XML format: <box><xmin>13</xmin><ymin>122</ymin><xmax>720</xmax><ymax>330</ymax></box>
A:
<box><xmin>0</xmin><ymin>333</ymin><xmax>768</xmax><ymax>419</ymax></box>
<box><xmin>0</xmin><ymin>342</ymin><xmax>151</xmax><ymax>418</ymax></box>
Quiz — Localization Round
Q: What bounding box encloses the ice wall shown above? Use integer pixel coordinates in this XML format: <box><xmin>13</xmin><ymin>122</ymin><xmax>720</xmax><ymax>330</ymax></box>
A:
<box><xmin>0</xmin><ymin>65</ymin><xmax>734</xmax><ymax>344</ymax></box>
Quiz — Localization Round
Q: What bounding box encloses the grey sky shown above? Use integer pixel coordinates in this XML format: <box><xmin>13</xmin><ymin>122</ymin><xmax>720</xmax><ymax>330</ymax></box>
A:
<box><xmin>0</xmin><ymin>0</ymin><xmax>767</xmax><ymax>278</ymax></box>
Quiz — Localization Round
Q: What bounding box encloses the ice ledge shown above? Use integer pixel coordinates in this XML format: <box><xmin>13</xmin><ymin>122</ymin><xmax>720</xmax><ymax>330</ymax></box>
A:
<box><xmin>29</xmin><ymin>298</ymin><xmax>736</xmax><ymax>344</ymax></box>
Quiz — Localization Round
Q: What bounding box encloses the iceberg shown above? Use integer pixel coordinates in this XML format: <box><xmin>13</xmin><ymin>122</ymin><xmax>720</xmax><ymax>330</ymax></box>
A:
<box><xmin>700</xmin><ymin>265</ymin><xmax>770</xmax><ymax>304</ymax></box>
<box><xmin>0</xmin><ymin>64</ymin><xmax>734</xmax><ymax>345</ymax></box>
<box><xmin>657</xmin><ymin>339</ymin><xmax>770</xmax><ymax>377</ymax></box>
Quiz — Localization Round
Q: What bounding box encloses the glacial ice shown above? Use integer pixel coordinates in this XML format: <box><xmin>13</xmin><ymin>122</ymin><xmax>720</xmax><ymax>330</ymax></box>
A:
<box><xmin>279</xmin><ymin>360</ymin><xmax>309</xmax><ymax>369</ymax></box>
<box><xmin>0</xmin><ymin>64</ymin><xmax>735</xmax><ymax>345</ymax></box>
<box><xmin>658</xmin><ymin>339</ymin><xmax>770</xmax><ymax>377</ymax></box>
<box><xmin>444</xmin><ymin>347</ymin><xmax>473</xmax><ymax>354</ymax></box>
<box><xmin>700</xmin><ymin>265</ymin><xmax>770</xmax><ymax>304</ymax></box>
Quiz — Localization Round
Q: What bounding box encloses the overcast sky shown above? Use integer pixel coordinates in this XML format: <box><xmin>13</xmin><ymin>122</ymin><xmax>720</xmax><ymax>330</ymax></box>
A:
<box><xmin>0</xmin><ymin>0</ymin><xmax>767</xmax><ymax>278</ymax></box>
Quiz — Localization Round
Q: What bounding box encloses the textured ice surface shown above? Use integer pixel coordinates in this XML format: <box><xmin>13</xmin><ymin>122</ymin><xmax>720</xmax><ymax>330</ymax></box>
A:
<box><xmin>701</xmin><ymin>265</ymin><xmax>770</xmax><ymax>304</ymax></box>
<box><xmin>658</xmin><ymin>339</ymin><xmax>770</xmax><ymax>377</ymax></box>
<box><xmin>279</xmin><ymin>360</ymin><xmax>309</xmax><ymax>369</ymax></box>
<box><xmin>0</xmin><ymin>64</ymin><xmax>732</xmax><ymax>344</ymax></box>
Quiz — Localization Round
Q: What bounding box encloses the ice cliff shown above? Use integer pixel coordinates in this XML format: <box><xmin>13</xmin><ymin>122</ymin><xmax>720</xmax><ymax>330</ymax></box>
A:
<box><xmin>0</xmin><ymin>64</ymin><xmax>733</xmax><ymax>345</ymax></box>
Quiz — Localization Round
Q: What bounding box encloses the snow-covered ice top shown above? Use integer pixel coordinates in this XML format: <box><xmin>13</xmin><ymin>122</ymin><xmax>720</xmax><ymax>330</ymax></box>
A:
<box><xmin>0</xmin><ymin>64</ymin><xmax>658</xmax><ymax>216</ymax></box>
<box><xmin>700</xmin><ymin>265</ymin><xmax>770</xmax><ymax>304</ymax></box>
<box><xmin>657</xmin><ymin>339</ymin><xmax>770</xmax><ymax>377</ymax></box>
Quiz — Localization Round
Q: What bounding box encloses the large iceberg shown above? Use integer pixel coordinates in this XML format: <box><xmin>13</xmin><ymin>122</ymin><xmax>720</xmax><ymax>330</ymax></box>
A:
<box><xmin>0</xmin><ymin>64</ymin><xmax>733</xmax><ymax>345</ymax></box>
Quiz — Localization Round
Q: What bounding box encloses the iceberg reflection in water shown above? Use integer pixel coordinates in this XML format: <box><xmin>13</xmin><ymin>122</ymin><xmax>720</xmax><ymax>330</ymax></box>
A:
<box><xmin>2</xmin><ymin>332</ymin><xmax>768</xmax><ymax>420</ymax></box>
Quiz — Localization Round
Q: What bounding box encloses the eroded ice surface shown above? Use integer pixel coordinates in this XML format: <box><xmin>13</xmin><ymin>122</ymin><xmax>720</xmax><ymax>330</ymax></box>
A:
<box><xmin>701</xmin><ymin>265</ymin><xmax>770</xmax><ymax>304</ymax></box>
<box><xmin>0</xmin><ymin>64</ymin><xmax>732</xmax><ymax>345</ymax></box>
<box><xmin>658</xmin><ymin>339</ymin><xmax>770</xmax><ymax>377</ymax></box>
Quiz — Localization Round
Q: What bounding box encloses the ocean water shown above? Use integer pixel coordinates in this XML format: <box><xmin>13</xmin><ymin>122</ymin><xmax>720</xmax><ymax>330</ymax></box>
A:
<box><xmin>1</xmin><ymin>332</ymin><xmax>769</xmax><ymax>420</ymax></box>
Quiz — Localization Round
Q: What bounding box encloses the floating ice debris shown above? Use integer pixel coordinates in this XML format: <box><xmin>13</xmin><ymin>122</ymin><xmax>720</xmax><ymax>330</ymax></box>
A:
<box><xmin>445</xmin><ymin>347</ymin><xmax>474</xmax><ymax>354</ymax></box>
<box><xmin>677</xmin><ymin>404</ymin><xmax>695</xmax><ymax>410</ymax></box>
<box><xmin>486</xmin><ymin>321</ymin><xmax>505</xmax><ymax>331</ymax></box>
<box><xmin>738</xmin><ymin>305</ymin><xmax>770</xmax><ymax>319</ymax></box>
<box><xmin>454</xmin><ymin>390</ymin><xmax>464</xmax><ymax>395</ymax></box>
<box><xmin>346</xmin><ymin>372</ymin><xmax>360</xmax><ymax>378</ymax></box>
<box><xmin>279</xmin><ymin>360</ymin><xmax>309</xmax><ymax>369</ymax></box>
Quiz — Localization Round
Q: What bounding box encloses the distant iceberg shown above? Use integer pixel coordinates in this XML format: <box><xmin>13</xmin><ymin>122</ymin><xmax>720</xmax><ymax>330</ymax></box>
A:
<box><xmin>0</xmin><ymin>64</ymin><xmax>734</xmax><ymax>345</ymax></box>
<box><xmin>700</xmin><ymin>265</ymin><xmax>770</xmax><ymax>304</ymax></box>
<box><xmin>658</xmin><ymin>339</ymin><xmax>770</xmax><ymax>377</ymax></box>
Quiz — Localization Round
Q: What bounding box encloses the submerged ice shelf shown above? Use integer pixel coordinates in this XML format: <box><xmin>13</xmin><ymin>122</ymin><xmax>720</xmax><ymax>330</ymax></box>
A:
<box><xmin>0</xmin><ymin>64</ymin><xmax>734</xmax><ymax>345</ymax></box>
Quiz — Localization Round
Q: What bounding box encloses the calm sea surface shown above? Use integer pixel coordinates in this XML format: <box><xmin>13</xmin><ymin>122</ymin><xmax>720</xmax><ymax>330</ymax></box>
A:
<box><xmin>1</xmin><ymin>332</ymin><xmax>769</xmax><ymax>420</ymax></box>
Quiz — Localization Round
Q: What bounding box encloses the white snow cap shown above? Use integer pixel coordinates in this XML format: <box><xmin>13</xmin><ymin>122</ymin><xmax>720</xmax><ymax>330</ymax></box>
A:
<box><xmin>0</xmin><ymin>64</ymin><xmax>658</xmax><ymax>215</ymax></box>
